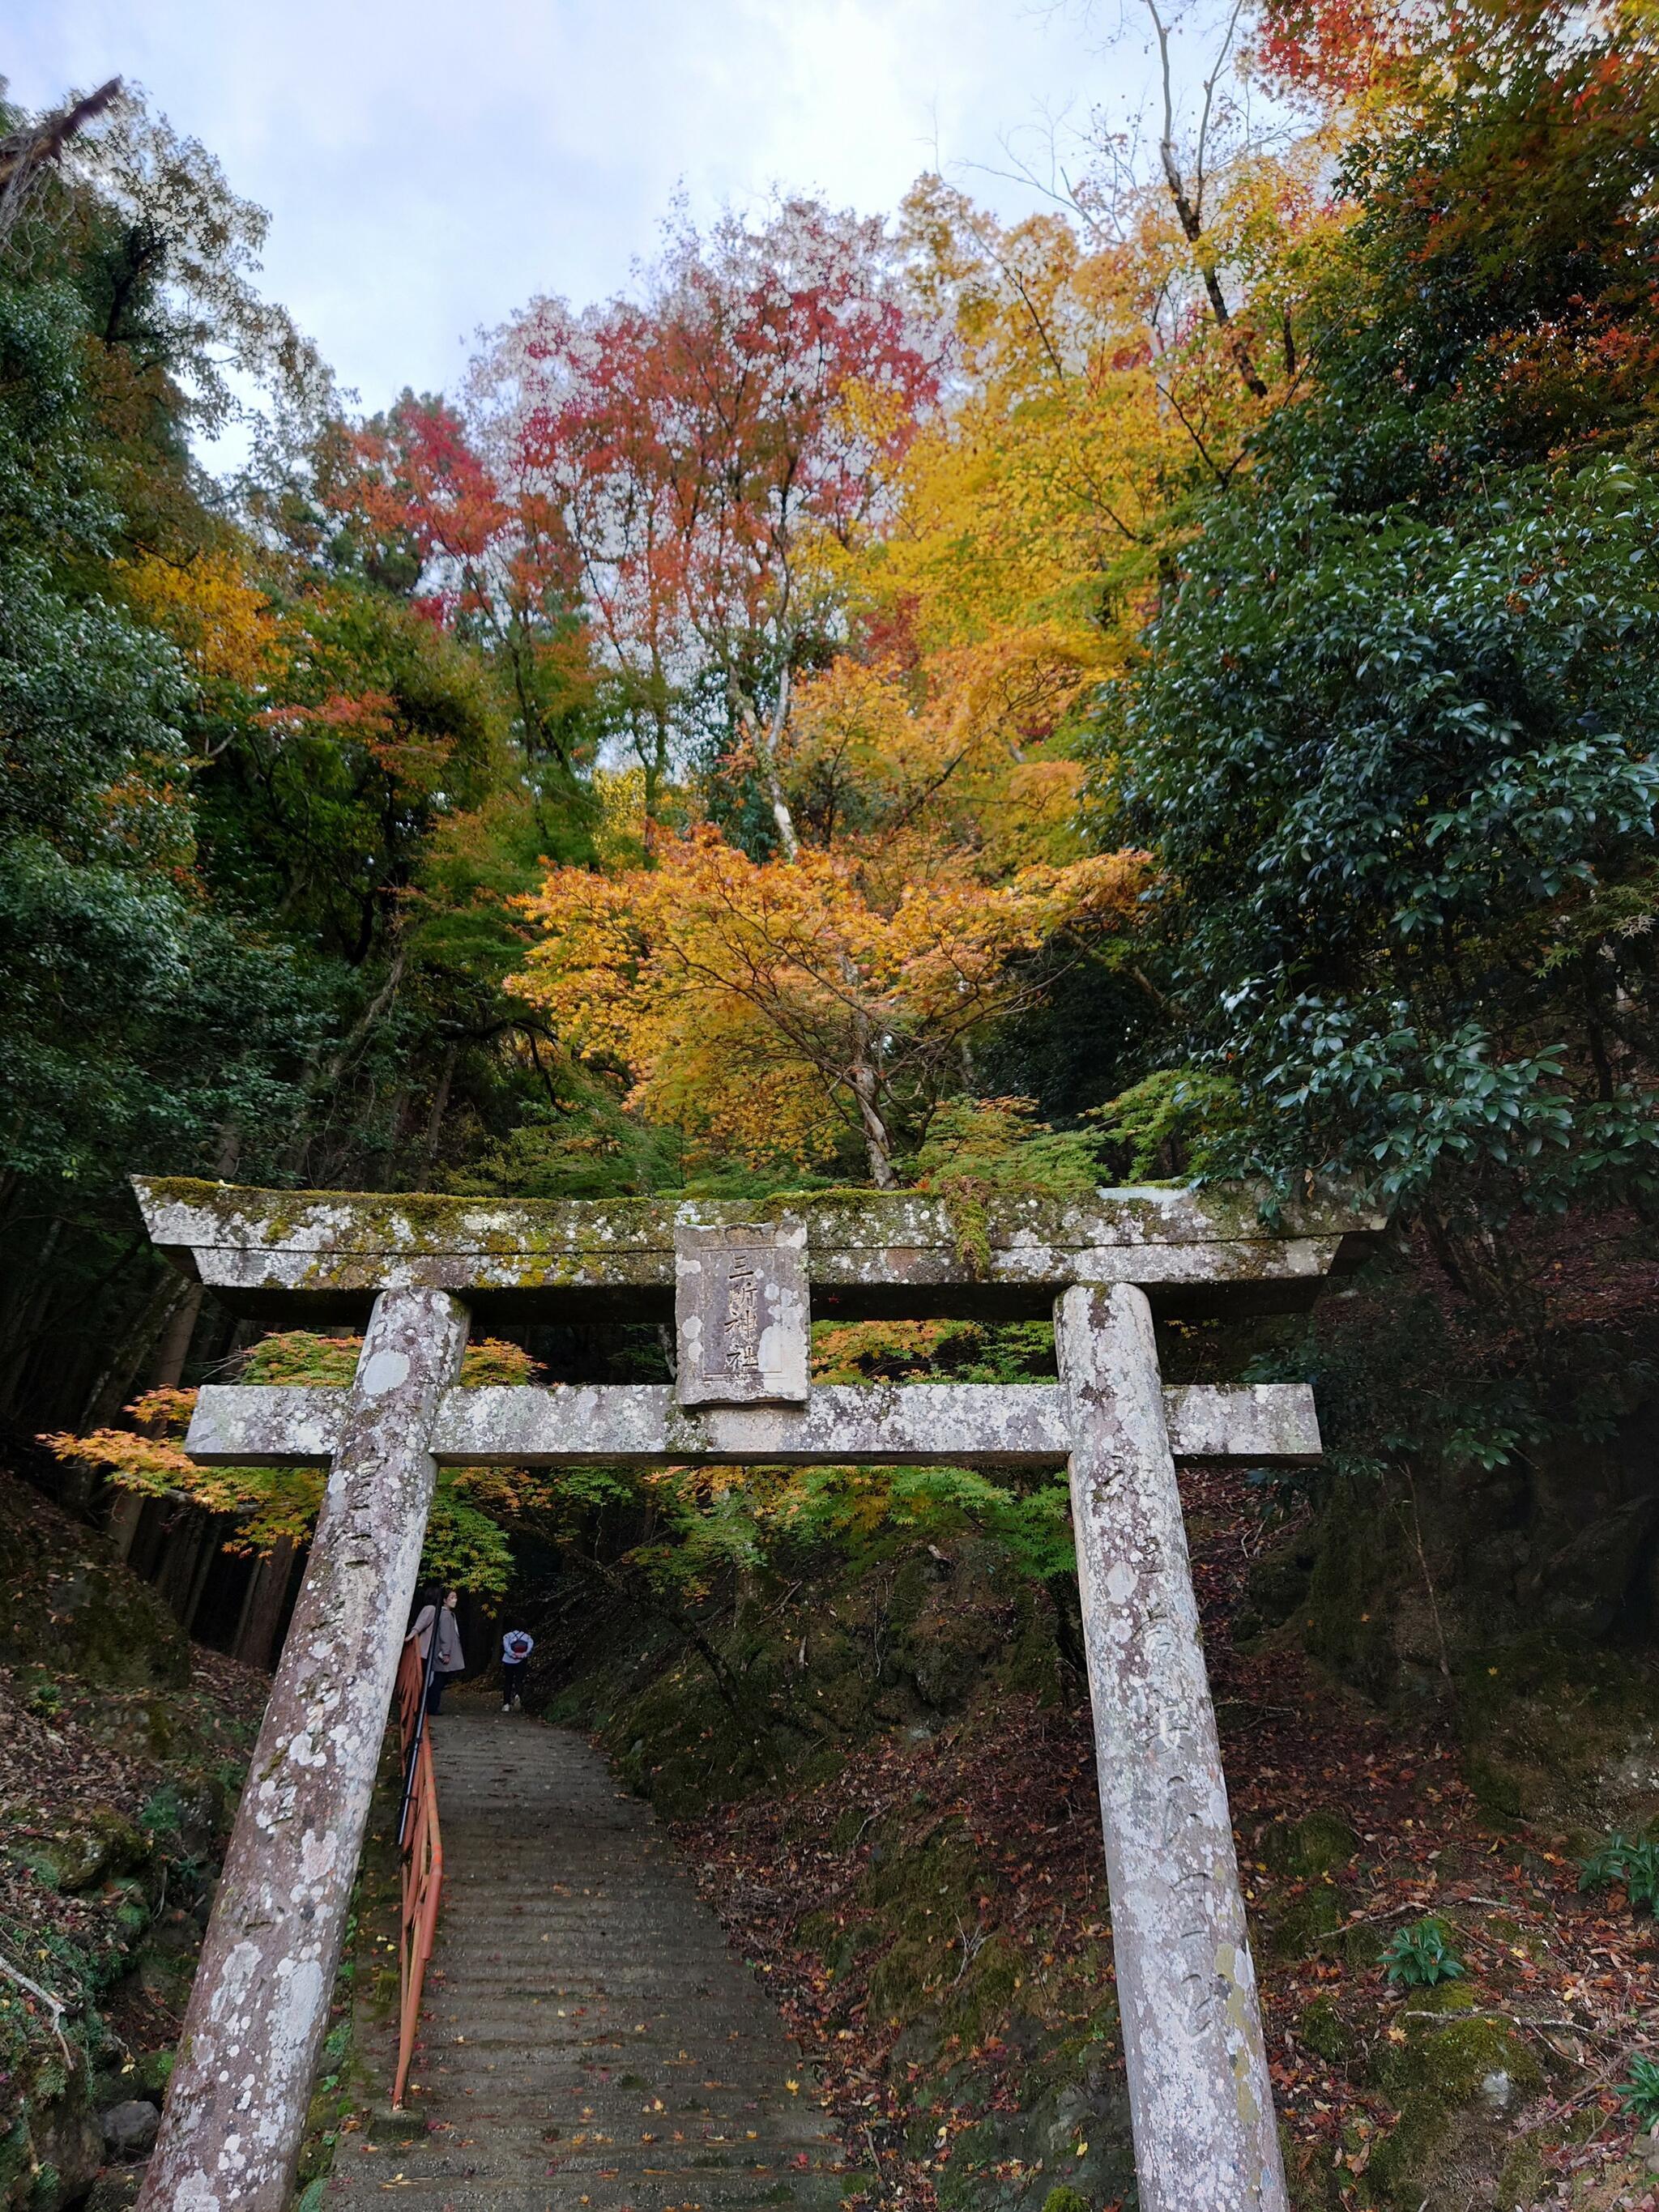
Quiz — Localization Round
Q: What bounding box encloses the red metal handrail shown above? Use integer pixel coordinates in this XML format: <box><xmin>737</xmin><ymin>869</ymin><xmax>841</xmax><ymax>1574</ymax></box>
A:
<box><xmin>391</xmin><ymin>1632</ymin><xmax>443</xmax><ymax>2110</ymax></box>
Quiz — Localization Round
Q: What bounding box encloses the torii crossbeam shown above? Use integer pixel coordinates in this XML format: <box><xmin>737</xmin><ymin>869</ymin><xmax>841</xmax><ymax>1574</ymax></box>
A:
<box><xmin>127</xmin><ymin>1176</ymin><xmax>1382</xmax><ymax>2212</ymax></box>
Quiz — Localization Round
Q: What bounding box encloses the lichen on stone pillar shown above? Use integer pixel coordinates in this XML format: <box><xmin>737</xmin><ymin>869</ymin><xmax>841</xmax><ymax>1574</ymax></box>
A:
<box><xmin>1056</xmin><ymin>1280</ymin><xmax>1287</xmax><ymax>2212</ymax></box>
<box><xmin>138</xmin><ymin>1286</ymin><xmax>470</xmax><ymax>2212</ymax></box>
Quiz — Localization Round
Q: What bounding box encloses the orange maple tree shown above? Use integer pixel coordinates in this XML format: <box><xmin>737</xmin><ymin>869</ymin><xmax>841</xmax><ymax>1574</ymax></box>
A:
<box><xmin>510</xmin><ymin>828</ymin><xmax>1142</xmax><ymax>1185</ymax></box>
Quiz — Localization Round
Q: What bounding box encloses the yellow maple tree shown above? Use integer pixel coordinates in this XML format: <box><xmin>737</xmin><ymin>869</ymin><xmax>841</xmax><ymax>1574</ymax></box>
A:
<box><xmin>816</xmin><ymin>137</ymin><xmax>1341</xmax><ymax>840</ymax></box>
<box><xmin>122</xmin><ymin>545</ymin><xmax>287</xmax><ymax>694</ymax></box>
<box><xmin>510</xmin><ymin>827</ymin><xmax>1143</xmax><ymax>1184</ymax></box>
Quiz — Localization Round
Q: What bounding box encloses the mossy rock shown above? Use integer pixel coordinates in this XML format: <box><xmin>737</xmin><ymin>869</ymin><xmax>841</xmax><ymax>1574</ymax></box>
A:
<box><xmin>940</xmin><ymin>1933</ymin><xmax>1023</xmax><ymax>2045</ymax></box>
<box><xmin>82</xmin><ymin>2179</ymin><xmax>143</xmax><ymax>2211</ymax></box>
<box><xmin>1367</xmin><ymin>2014</ymin><xmax>1545</xmax><ymax>2205</ymax></box>
<box><xmin>36</xmin><ymin>1810</ymin><xmax>153</xmax><ymax>1894</ymax></box>
<box><xmin>1283</xmin><ymin>2128</ymin><xmax>1348</xmax><ymax>2211</ymax></box>
<box><xmin>1268</xmin><ymin>1884</ymin><xmax>1346</xmax><ymax>1962</ymax></box>
<box><xmin>939</xmin><ymin>2067</ymin><xmax>1134</xmax><ymax>2212</ymax></box>
<box><xmin>11</xmin><ymin>2073</ymin><xmax>103</xmax><ymax>2211</ymax></box>
<box><xmin>886</xmin><ymin>1547</ymin><xmax>1010</xmax><ymax>1711</ymax></box>
<box><xmin>1263</xmin><ymin>1810</ymin><xmax>1359</xmax><ymax>1879</ymax></box>
<box><xmin>868</xmin><ymin>1931</ymin><xmax>957</xmax><ymax>2022</ymax></box>
<box><xmin>862</xmin><ymin>1816</ymin><xmax>982</xmax><ymax>1929</ymax></box>
<box><xmin>0</xmin><ymin>1478</ymin><xmax>188</xmax><ymax>1692</ymax></box>
<box><xmin>829</xmin><ymin>1803</ymin><xmax>872</xmax><ymax>1850</ymax></box>
<box><xmin>1397</xmin><ymin>1979</ymin><xmax>1478</xmax><ymax>2019</ymax></box>
<box><xmin>130</xmin><ymin>2048</ymin><xmax>174</xmax><ymax>2099</ymax></box>
<box><xmin>8</xmin><ymin>1844</ymin><xmax>64</xmax><ymax>1893</ymax></box>
<box><xmin>1298</xmin><ymin>1510</ymin><xmax>1409</xmax><ymax>1698</ymax></box>
<box><xmin>1456</xmin><ymin>1636</ymin><xmax>1659</xmax><ymax>1829</ymax></box>
<box><xmin>1297</xmin><ymin>1996</ymin><xmax>1356</xmax><ymax>2067</ymax></box>
<box><xmin>1463</xmin><ymin>1750</ymin><xmax>1525</xmax><ymax>1822</ymax></box>
<box><xmin>1495</xmin><ymin>2133</ymin><xmax>1549</xmax><ymax>2205</ymax></box>
<box><xmin>821</xmin><ymin>1920</ymin><xmax>881</xmax><ymax>1985</ymax></box>
<box><xmin>1234</xmin><ymin>1537</ymin><xmax>1318</xmax><ymax>1641</ymax></box>
<box><xmin>1341</xmin><ymin>1917</ymin><xmax>1386</xmax><ymax>1968</ymax></box>
<box><xmin>795</xmin><ymin>1909</ymin><xmax>838</xmax><ymax>1954</ymax></box>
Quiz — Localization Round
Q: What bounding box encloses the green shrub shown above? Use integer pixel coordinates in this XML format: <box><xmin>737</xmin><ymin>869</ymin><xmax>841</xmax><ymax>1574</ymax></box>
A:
<box><xmin>1580</xmin><ymin>1834</ymin><xmax>1659</xmax><ymax>1916</ymax></box>
<box><xmin>1617</xmin><ymin>2055</ymin><xmax>1659</xmax><ymax>2131</ymax></box>
<box><xmin>1381</xmin><ymin>1918</ymin><xmax>1465</xmax><ymax>1988</ymax></box>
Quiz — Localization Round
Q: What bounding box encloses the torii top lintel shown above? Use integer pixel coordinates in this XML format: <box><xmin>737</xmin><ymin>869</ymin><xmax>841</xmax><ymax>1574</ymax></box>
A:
<box><xmin>130</xmin><ymin>1174</ymin><xmax>1384</xmax><ymax>1323</ymax></box>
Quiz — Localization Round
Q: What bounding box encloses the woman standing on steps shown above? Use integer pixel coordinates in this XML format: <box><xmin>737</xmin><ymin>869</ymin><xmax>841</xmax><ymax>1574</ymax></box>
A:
<box><xmin>408</xmin><ymin>1586</ymin><xmax>466</xmax><ymax>1712</ymax></box>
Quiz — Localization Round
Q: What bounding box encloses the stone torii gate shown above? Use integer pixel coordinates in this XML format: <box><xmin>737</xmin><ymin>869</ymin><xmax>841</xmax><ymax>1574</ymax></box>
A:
<box><xmin>126</xmin><ymin>1174</ymin><xmax>1380</xmax><ymax>2212</ymax></box>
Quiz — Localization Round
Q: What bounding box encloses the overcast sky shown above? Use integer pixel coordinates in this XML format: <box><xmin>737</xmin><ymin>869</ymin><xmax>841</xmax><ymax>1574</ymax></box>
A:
<box><xmin>7</xmin><ymin>0</ymin><xmax>1157</xmax><ymax>418</ymax></box>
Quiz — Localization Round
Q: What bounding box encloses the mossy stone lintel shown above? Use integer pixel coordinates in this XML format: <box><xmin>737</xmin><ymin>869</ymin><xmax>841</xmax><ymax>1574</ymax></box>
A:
<box><xmin>131</xmin><ymin>1174</ymin><xmax>1384</xmax><ymax>1318</ymax></box>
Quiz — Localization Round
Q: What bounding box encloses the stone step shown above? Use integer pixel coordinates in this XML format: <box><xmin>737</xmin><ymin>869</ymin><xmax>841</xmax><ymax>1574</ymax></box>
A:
<box><xmin>399</xmin><ymin>2111</ymin><xmax>835</xmax><ymax>2145</ymax></box>
<box><xmin>340</xmin><ymin>2142</ymin><xmax>842</xmax><ymax>2174</ymax></box>
<box><xmin>411</xmin><ymin>2075</ymin><xmax>824</xmax><ymax>2097</ymax></box>
<box><xmin>327</xmin><ymin>1707</ymin><xmax>842</xmax><ymax>2210</ymax></box>
<box><xmin>327</xmin><ymin>2168</ymin><xmax>849</xmax><ymax>2212</ymax></box>
<box><xmin>408</xmin><ymin>2086</ymin><xmax>830</xmax><ymax>2118</ymax></box>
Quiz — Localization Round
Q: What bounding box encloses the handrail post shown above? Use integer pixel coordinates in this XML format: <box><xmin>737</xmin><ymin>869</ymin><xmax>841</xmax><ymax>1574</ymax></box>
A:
<box><xmin>397</xmin><ymin>1616</ymin><xmax>440</xmax><ymax>1848</ymax></box>
<box><xmin>390</xmin><ymin>1633</ymin><xmax>444</xmax><ymax>2111</ymax></box>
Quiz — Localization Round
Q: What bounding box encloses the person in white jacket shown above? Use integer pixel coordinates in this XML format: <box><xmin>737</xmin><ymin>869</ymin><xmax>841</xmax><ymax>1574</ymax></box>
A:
<box><xmin>501</xmin><ymin>1626</ymin><xmax>534</xmax><ymax>1711</ymax></box>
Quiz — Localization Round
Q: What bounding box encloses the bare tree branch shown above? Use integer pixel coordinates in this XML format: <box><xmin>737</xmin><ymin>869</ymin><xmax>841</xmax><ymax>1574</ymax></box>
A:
<box><xmin>1141</xmin><ymin>0</ymin><xmax>1269</xmax><ymax>399</ymax></box>
<box><xmin>0</xmin><ymin>79</ymin><xmax>122</xmax><ymax>254</ymax></box>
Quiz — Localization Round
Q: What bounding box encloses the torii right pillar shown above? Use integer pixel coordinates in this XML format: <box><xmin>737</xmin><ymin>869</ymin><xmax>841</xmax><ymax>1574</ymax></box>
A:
<box><xmin>1056</xmin><ymin>1282</ymin><xmax>1288</xmax><ymax>2212</ymax></box>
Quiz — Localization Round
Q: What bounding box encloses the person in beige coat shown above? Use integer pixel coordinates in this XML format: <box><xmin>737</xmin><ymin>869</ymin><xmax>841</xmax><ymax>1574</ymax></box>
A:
<box><xmin>408</xmin><ymin>1587</ymin><xmax>465</xmax><ymax>1712</ymax></box>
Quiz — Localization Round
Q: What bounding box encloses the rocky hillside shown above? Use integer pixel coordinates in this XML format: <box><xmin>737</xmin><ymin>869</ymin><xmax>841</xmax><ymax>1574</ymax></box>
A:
<box><xmin>536</xmin><ymin>1456</ymin><xmax>1659</xmax><ymax>2212</ymax></box>
<box><xmin>0</xmin><ymin>1474</ymin><xmax>267</xmax><ymax>2212</ymax></box>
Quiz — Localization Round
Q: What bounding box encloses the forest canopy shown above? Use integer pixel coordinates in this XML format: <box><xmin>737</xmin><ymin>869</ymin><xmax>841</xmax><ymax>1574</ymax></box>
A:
<box><xmin>7</xmin><ymin>0</ymin><xmax>1657</xmax><ymax>1597</ymax></box>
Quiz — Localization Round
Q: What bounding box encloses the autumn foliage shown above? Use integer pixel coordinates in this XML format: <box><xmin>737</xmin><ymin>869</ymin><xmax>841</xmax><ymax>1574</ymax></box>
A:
<box><xmin>512</xmin><ymin>831</ymin><xmax>1142</xmax><ymax>1183</ymax></box>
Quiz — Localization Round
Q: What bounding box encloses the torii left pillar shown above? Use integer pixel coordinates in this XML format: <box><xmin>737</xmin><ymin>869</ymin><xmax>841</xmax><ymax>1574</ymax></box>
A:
<box><xmin>138</xmin><ymin>1288</ymin><xmax>469</xmax><ymax>2212</ymax></box>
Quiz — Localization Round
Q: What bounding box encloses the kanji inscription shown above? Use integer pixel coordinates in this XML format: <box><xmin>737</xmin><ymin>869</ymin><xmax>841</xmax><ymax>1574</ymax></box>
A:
<box><xmin>674</xmin><ymin>1220</ymin><xmax>809</xmax><ymax>1407</ymax></box>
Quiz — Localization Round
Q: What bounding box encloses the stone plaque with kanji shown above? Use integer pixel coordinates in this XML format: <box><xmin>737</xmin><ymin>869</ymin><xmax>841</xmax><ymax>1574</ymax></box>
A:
<box><xmin>674</xmin><ymin>1220</ymin><xmax>809</xmax><ymax>1407</ymax></box>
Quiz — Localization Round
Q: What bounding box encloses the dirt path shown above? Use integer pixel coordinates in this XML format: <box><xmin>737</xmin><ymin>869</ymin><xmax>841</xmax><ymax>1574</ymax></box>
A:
<box><xmin>326</xmin><ymin>1704</ymin><xmax>847</xmax><ymax>2211</ymax></box>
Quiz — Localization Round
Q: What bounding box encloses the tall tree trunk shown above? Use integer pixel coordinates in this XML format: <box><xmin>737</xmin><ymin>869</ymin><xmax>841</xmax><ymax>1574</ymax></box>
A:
<box><xmin>740</xmin><ymin>664</ymin><xmax>800</xmax><ymax>860</ymax></box>
<box><xmin>178</xmin><ymin>1513</ymin><xmax>224</xmax><ymax>1638</ymax></box>
<box><xmin>84</xmin><ymin>1121</ymin><xmax>237</xmax><ymax>1431</ymax></box>
<box><xmin>109</xmin><ymin>1494</ymin><xmax>144</xmax><ymax>1561</ymax></box>
<box><xmin>231</xmin><ymin>1536</ymin><xmax>297</xmax><ymax>1672</ymax></box>
<box><xmin>851</xmin><ymin>1038</ymin><xmax>896</xmax><ymax>1190</ymax></box>
<box><xmin>422</xmin><ymin>1043</ymin><xmax>458</xmax><ymax>1172</ymax></box>
<box><xmin>150</xmin><ymin>1283</ymin><xmax>205</xmax><ymax>1390</ymax></box>
<box><xmin>153</xmin><ymin>1505</ymin><xmax>211</xmax><ymax>1622</ymax></box>
<box><xmin>80</xmin><ymin>1271</ymin><xmax>196</xmax><ymax>1430</ymax></box>
<box><xmin>104</xmin><ymin>1280</ymin><xmax>208</xmax><ymax>1552</ymax></box>
<box><xmin>0</xmin><ymin>1218</ymin><xmax>63</xmax><ymax>1420</ymax></box>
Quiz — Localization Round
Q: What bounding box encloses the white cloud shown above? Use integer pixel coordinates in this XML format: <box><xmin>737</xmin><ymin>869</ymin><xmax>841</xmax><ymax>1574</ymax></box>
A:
<box><xmin>7</xmin><ymin>0</ymin><xmax>1148</xmax><ymax>411</ymax></box>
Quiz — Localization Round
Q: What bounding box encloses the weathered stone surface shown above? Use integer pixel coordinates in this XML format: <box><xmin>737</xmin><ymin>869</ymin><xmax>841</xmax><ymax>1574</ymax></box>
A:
<box><xmin>131</xmin><ymin>1177</ymin><xmax>1382</xmax><ymax>1317</ymax></box>
<box><xmin>675</xmin><ymin>1220</ymin><xmax>809</xmax><ymax>1407</ymax></box>
<box><xmin>183</xmin><ymin>1383</ymin><xmax>349</xmax><ymax>1463</ymax></box>
<box><xmin>183</xmin><ymin>1378</ymin><xmax>1322</xmax><ymax>1469</ymax></box>
<box><xmin>100</xmin><ymin>2099</ymin><xmax>160</xmax><ymax>2157</ymax></box>
<box><xmin>137</xmin><ymin>1287</ymin><xmax>470</xmax><ymax>2212</ymax></box>
<box><xmin>1162</xmin><ymin>1381</ymin><xmax>1320</xmax><ymax>1464</ymax></box>
<box><xmin>134</xmin><ymin>1174</ymin><xmax>1361</xmax><ymax>2212</ymax></box>
<box><xmin>1057</xmin><ymin>1282</ymin><xmax>1287</xmax><ymax>2212</ymax></box>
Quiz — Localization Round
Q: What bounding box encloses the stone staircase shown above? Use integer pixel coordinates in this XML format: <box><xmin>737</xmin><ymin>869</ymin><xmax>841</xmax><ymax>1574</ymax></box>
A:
<box><xmin>323</xmin><ymin>1704</ymin><xmax>847</xmax><ymax>2211</ymax></box>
